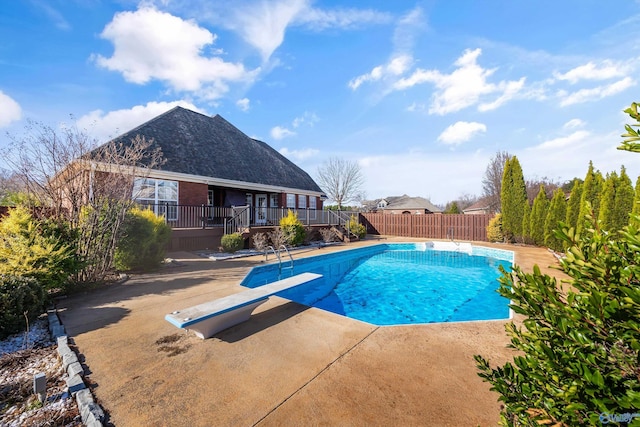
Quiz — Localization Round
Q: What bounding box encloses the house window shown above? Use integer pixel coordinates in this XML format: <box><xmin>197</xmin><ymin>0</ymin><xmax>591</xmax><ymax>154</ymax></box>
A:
<box><xmin>269</xmin><ymin>194</ymin><xmax>278</xmax><ymax>208</ymax></box>
<box><xmin>286</xmin><ymin>193</ymin><xmax>296</xmax><ymax>208</ymax></box>
<box><xmin>298</xmin><ymin>195</ymin><xmax>307</xmax><ymax>209</ymax></box>
<box><xmin>133</xmin><ymin>178</ymin><xmax>178</xmax><ymax>220</ymax></box>
<box><xmin>309</xmin><ymin>196</ymin><xmax>316</xmax><ymax>220</ymax></box>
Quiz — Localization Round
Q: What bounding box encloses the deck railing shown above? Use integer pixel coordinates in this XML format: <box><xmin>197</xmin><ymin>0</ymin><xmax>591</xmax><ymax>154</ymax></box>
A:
<box><xmin>140</xmin><ymin>203</ymin><xmax>359</xmax><ymax>229</ymax></box>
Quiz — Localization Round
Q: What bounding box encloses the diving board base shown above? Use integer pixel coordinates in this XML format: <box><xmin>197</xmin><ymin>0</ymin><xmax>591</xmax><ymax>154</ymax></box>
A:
<box><xmin>188</xmin><ymin>298</ymin><xmax>268</xmax><ymax>339</ymax></box>
<box><xmin>165</xmin><ymin>272</ymin><xmax>323</xmax><ymax>339</ymax></box>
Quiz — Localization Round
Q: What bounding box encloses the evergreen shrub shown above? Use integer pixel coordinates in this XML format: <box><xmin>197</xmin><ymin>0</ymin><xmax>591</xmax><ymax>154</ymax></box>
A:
<box><xmin>279</xmin><ymin>210</ymin><xmax>306</xmax><ymax>246</ymax></box>
<box><xmin>486</xmin><ymin>213</ymin><xmax>503</xmax><ymax>242</ymax></box>
<box><xmin>0</xmin><ymin>275</ymin><xmax>47</xmax><ymax>339</ymax></box>
<box><xmin>221</xmin><ymin>232</ymin><xmax>244</xmax><ymax>253</ymax></box>
<box><xmin>475</xmin><ymin>216</ymin><xmax>640</xmax><ymax>425</ymax></box>
<box><xmin>114</xmin><ymin>207</ymin><xmax>171</xmax><ymax>271</ymax></box>
<box><xmin>347</xmin><ymin>215</ymin><xmax>366</xmax><ymax>239</ymax></box>
<box><xmin>0</xmin><ymin>206</ymin><xmax>80</xmax><ymax>291</ymax></box>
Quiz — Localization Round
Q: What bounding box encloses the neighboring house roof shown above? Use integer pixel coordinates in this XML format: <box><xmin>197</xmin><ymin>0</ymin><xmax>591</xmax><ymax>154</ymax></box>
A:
<box><xmin>462</xmin><ymin>198</ymin><xmax>495</xmax><ymax>214</ymax></box>
<box><xmin>96</xmin><ymin>107</ymin><xmax>324</xmax><ymax>194</ymax></box>
<box><xmin>372</xmin><ymin>195</ymin><xmax>443</xmax><ymax>213</ymax></box>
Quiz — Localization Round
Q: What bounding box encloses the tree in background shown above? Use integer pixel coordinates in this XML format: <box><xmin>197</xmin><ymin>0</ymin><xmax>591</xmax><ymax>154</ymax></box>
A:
<box><xmin>444</xmin><ymin>201</ymin><xmax>461</xmax><ymax>214</ymax></box>
<box><xmin>500</xmin><ymin>156</ymin><xmax>527</xmax><ymax>242</ymax></box>
<box><xmin>529</xmin><ymin>185</ymin><xmax>549</xmax><ymax>246</ymax></box>
<box><xmin>0</xmin><ymin>169</ymin><xmax>26</xmax><ymax>205</ymax></box>
<box><xmin>598</xmin><ymin>171</ymin><xmax>619</xmax><ymax>233</ymax></box>
<box><xmin>521</xmin><ymin>201</ymin><xmax>531</xmax><ymax>244</ymax></box>
<box><xmin>316</xmin><ymin>157</ymin><xmax>365</xmax><ymax>210</ymax></box>
<box><xmin>544</xmin><ymin>188</ymin><xmax>567</xmax><ymax>252</ymax></box>
<box><xmin>565</xmin><ymin>178</ymin><xmax>583</xmax><ymax>232</ymax></box>
<box><xmin>482</xmin><ymin>150</ymin><xmax>511</xmax><ymax>213</ymax></box>
<box><xmin>525</xmin><ymin>177</ymin><xmax>561</xmax><ymax>203</ymax></box>
<box><xmin>613</xmin><ymin>166</ymin><xmax>635</xmax><ymax>231</ymax></box>
<box><xmin>577</xmin><ymin>161</ymin><xmax>603</xmax><ymax>234</ymax></box>
<box><xmin>443</xmin><ymin>194</ymin><xmax>478</xmax><ymax>214</ymax></box>
<box><xmin>596</xmin><ymin>167</ymin><xmax>634</xmax><ymax>234</ymax></box>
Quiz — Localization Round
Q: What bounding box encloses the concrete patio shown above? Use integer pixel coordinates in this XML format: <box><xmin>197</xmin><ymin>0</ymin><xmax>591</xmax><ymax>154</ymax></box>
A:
<box><xmin>56</xmin><ymin>238</ymin><xmax>566</xmax><ymax>426</ymax></box>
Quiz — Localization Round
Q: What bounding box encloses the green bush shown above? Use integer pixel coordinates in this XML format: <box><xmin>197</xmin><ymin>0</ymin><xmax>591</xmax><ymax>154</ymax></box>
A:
<box><xmin>0</xmin><ymin>275</ymin><xmax>47</xmax><ymax>339</ymax></box>
<box><xmin>347</xmin><ymin>215</ymin><xmax>366</xmax><ymax>239</ymax></box>
<box><xmin>114</xmin><ymin>207</ymin><xmax>171</xmax><ymax>271</ymax></box>
<box><xmin>0</xmin><ymin>206</ymin><xmax>81</xmax><ymax>291</ymax></box>
<box><xmin>475</xmin><ymin>215</ymin><xmax>640</xmax><ymax>426</ymax></box>
<box><xmin>486</xmin><ymin>213</ymin><xmax>503</xmax><ymax>242</ymax></box>
<box><xmin>279</xmin><ymin>210</ymin><xmax>306</xmax><ymax>246</ymax></box>
<box><xmin>221</xmin><ymin>232</ymin><xmax>244</xmax><ymax>253</ymax></box>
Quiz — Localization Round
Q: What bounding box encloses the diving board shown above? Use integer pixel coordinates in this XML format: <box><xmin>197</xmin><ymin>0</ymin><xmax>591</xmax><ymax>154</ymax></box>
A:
<box><xmin>165</xmin><ymin>272</ymin><xmax>322</xmax><ymax>339</ymax></box>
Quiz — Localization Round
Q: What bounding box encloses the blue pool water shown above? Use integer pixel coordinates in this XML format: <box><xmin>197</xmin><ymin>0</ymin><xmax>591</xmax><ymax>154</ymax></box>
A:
<box><xmin>240</xmin><ymin>243</ymin><xmax>513</xmax><ymax>326</ymax></box>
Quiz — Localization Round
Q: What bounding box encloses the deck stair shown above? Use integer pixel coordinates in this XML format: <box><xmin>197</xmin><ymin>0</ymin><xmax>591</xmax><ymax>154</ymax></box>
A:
<box><xmin>331</xmin><ymin>225</ymin><xmax>359</xmax><ymax>243</ymax></box>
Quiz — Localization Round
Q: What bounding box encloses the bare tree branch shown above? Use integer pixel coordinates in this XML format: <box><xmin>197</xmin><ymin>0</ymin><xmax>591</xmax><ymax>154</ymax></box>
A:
<box><xmin>316</xmin><ymin>157</ymin><xmax>365</xmax><ymax>209</ymax></box>
<box><xmin>1</xmin><ymin>120</ymin><xmax>163</xmax><ymax>283</ymax></box>
<box><xmin>482</xmin><ymin>151</ymin><xmax>512</xmax><ymax>213</ymax></box>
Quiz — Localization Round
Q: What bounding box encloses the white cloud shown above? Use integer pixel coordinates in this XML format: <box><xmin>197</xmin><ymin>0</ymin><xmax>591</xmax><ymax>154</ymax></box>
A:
<box><xmin>393</xmin><ymin>48</ymin><xmax>525</xmax><ymax>115</ymax></box>
<box><xmin>554</xmin><ymin>60</ymin><xmax>629</xmax><ymax>84</ymax></box>
<box><xmin>0</xmin><ymin>91</ymin><xmax>22</xmax><ymax>128</ymax></box>
<box><xmin>349</xmin><ymin>54</ymin><xmax>412</xmax><ymax>90</ymax></box>
<box><xmin>295</xmin><ymin>6</ymin><xmax>392</xmax><ymax>31</ymax></box>
<box><xmin>279</xmin><ymin>147</ymin><xmax>319</xmax><ymax>161</ymax></box>
<box><xmin>292</xmin><ymin>111</ymin><xmax>319</xmax><ymax>128</ymax></box>
<box><xmin>93</xmin><ymin>6</ymin><xmax>258</xmax><ymax>100</ymax></box>
<box><xmin>76</xmin><ymin>100</ymin><xmax>204</xmax><ymax>142</ymax></box>
<box><xmin>533</xmin><ymin>130</ymin><xmax>591</xmax><ymax>150</ymax></box>
<box><xmin>226</xmin><ymin>0</ymin><xmax>306</xmax><ymax>62</ymax></box>
<box><xmin>406</xmin><ymin>102</ymin><xmax>427</xmax><ymax>113</ymax></box>
<box><xmin>437</xmin><ymin>121</ymin><xmax>487</xmax><ymax>145</ymax></box>
<box><xmin>271</xmin><ymin>126</ymin><xmax>296</xmax><ymax>140</ymax></box>
<box><xmin>236</xmin><ymin>98</ymin><xmax>250</xmax><ymax>111</ymax></box>
<box><xmin>194</xmin><ymin>1</ymin><xmax>391</xmax><ymax>63</ymax></box>
<box><xmin>478</xmin><ymin>78</ymin><xmax>526</xmax><ymax>112</ymax></box>
<box><xmin>271</xmin><ymin>112</ymin><xmax>318</xmax><ymax>140</ymax></box>
<box><xmin>33</xmin><ymin>1</ymin><xmax>71</xmax><ymax>30</ymax></box>
<box><xmin>563</xmin><ymin>118</ymin><xmax>586</xmax><ymax>129</ymax></box>
<box><xmin>392</xmin><ymin>7</ymin><xmax>425</xmax><ymax>53</ymax></box>
<box><xmin>348</xmin><ymin>8</ymin><xmax>423</xmax><ymax>91</ymax></box>
<box><xmin>559</xmin><ymin>77</ymin><xmax>635</xmax><ymax>106</ymax></box>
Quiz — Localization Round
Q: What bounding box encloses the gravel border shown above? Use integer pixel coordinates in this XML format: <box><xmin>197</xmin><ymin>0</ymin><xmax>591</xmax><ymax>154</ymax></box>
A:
<box><xmin>47</xmin><ymin>308</ymin><xmax>105</xmax><ymax>427</ymax></box>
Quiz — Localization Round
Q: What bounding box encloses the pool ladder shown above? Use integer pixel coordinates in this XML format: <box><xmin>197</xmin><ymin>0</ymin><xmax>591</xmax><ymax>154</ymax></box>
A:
<box><xmin>266</xmin><ymin>245</ymin><xmax>294</xmax><ymax>279</ymax></box>
<box><xmin>447</xmin><ymin>227</ymin><xmax>461</xmax><ymax>248</ymax></box>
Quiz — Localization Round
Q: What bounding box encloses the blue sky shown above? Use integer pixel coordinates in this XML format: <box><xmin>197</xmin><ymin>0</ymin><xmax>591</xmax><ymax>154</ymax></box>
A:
<box><xmin>2</xmin><ymin>1</ymin><xmax>640</xmax><ymax>205</ymax></box>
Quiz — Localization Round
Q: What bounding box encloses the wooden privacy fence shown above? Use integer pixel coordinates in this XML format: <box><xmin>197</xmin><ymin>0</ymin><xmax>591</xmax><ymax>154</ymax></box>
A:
<box><xmin>360</xmin><ymin>213</ymin><xmax>493</xmax><ymax>242</ymax></box>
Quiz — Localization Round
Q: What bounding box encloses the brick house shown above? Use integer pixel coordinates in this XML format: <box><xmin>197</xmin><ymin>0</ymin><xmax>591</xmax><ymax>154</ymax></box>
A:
<box><xmin>89</xmin><ymin>106</ymin><xmax>327</xmax><ymax>250</ymax></box>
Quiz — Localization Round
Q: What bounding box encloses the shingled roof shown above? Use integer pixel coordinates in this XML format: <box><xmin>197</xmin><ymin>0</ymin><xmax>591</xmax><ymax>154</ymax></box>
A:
<box><xmin>372</xmin><ymin>195</ymin><xmax>442</xmax><ymax>213</ymax></box>
<box><xmin>102</xmin><ymin>107</ymin><xmax>323</xmax><ymax>193</ymax></box>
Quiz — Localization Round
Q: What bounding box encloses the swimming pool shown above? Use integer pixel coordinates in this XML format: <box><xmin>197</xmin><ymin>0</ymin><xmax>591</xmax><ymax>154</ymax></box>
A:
<box><xmin>240</xmin><ymin>242</ymin><xmax>514</xmax><ymax>326</ymax></box>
